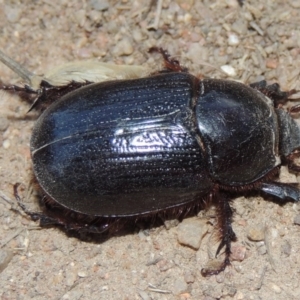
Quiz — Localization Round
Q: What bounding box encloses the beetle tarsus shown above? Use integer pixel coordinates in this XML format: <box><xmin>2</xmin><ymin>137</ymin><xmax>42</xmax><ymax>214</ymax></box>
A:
<box><xmin>201</xmin><ymin>193</ymin><xmax>236</xmax><ymax>277</ymax></box>
<box><xmin>0</xmin><ymin>84</ymin><xmax>38</xmax><ymax>94</ymax></box>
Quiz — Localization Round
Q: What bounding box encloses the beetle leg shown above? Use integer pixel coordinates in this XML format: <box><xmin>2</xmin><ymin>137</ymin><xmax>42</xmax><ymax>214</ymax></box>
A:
<box><xmin>13</xmin><ymin>183</ymin><xmax>63</xmax><ymax>225</ymax></box>
<box><xmin>283</xmin><ymin>151</ymin><xmax>300</xmax><ymax>172</ymax></box>
<box><xmin>259</xmin><ymin>182</ymin><xmax>300</xmax><ymax>202</ymax></box>
<box><xmin>250</xmin><ymin>80</ymin><xmax>298</xmax><ymax>107</ymax></box>
<box><xmin>289</xmin><ymin>104</ymin><xmax>300</xmax><ymax>114</ymax></box>
<box><xmin>148</xmin><ymin>47</ymin><xmax>188</xmax><ymax>73</ymax></box>
<box><xmin>28</xmin><ymin>80</ymin><xmax>91</xmax><ymax>111</ymax></box>
<box><xmin>13</xmin><ymin>183</ymin><xmax>124</xmax><ymax>234</ymax></box>
<box><xmin>201</xmin><ymin>193</ymin><xmax>237</xmax><ymax>276</ymax></box>
<box><xmin>1</xmin><ymin>83</ymin><xmax>38</xmax><ymax>105</ymax></box>
<box><xmin>0</xmin><ymin>84</ymin><xmax>37</xmax><ymax>94</ymax></box>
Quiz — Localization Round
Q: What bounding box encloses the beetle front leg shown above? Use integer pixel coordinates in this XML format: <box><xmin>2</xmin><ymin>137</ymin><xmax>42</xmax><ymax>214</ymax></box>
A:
<box><xmin>250</xmin><ymin>80</ymin><xmax>298</xmax><ymax>107</ymax></box>
<box><xmin>284</xmin><ymin>151</ymin><xmax>300</xmax><ymax>173</ymax></box>
<box><xmin>201</xmin><ymin>192</ymin><xmax>237</xmax><ymax>276</ymax></box>
<box><xmin>259</xmin><ymin>182</ymin><xmax>300</xmax><ymax>202</ymax></box>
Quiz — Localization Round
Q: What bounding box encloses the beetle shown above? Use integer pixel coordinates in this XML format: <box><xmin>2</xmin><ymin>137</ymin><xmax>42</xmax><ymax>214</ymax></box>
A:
<box><xmin>1</xmin><ymin>47</ymin><xmax>300</xmax><ymax>276</ymax></box>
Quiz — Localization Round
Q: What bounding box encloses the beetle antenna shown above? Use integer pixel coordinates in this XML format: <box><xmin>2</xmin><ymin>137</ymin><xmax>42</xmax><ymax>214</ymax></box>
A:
<box><xmin>0</xmin><ymin>49</ymin><xmax>34</xmax><ymax>84</ymax></box>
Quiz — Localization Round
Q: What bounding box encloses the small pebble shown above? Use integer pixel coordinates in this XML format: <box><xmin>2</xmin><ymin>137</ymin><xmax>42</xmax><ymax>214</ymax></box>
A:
<box><xmin>289</xmin><ymin>0</ymin><xmax>300</xmax><ymax>8</ymax></box>
<box><xmin>230</xmin><ymin>245</ymin><xmax>246</xmax><ymax>261</ymax></box>
<box><xmin>231</xmin><ymin>19</ymin><xmax>248</xmax><ymax>35</ymax></box>
<box><xmin>266</xmin><ymin>58</ymin><xmax>278</xmax><ymax>69</ymax></box>
<box><xmin>222</xmin><ymin>285</ymin><xmax>237</xmax><ymax>297</ymax></box>
<box><xmin>0</xmin><ymin>117</ymin><xmax>9</xmax><ymax>131</ymax></box>
<box><xmin>2</xmin><ymin>139</ymin><xmax>10</xmax><ymax>149</ymax></box>
<box><xmin>62</xmin><ymin>291</ymin><xmax>83</xmax><ymax>300</ymax></box>
<box><xmin>53</xmin><ymin>270</ymin><xmax>64</xmax><ymax>284</ymax></box>
<box><xmin>88</xmin><ymin>0</ymin><xmax>109</xmax><ymax>11</ymax></box>
<box><xmin>215</xmin><ymin>272</ymin><xmax>225</xmax><ymax>283</ymax></box>
<box><xmin>164</xmin><ymin>219</ymin><xmax>179</xmax><ymax>230</ymax></box>
<box><xmin>226</xmin><ymin>0</ymin><xmax>239</xmax><ymax>7</ymax></box>
<box><xmin>281</xmin><ymin>240</ymin><xmax>291</xmax><ymax>257</ymax></box>
<box><xmin>0</xmin><ymin>250</ymin><xmax>14</xmax><ymax>273</ymax></box>
<box><xmin>221</xmin><ymin>65</ymin><xmax>237</xmax><ymax>77</ymax></box>
<box><xmin>4</xmin><ymin>6</ymin><xmax>22</xmax><ymax>23</ymax></box>
<box><xmin>184</xmin><ymin>271</ymin><xmax>195</xmax><ymax>284</ymax></box>
<box><xmin>177</xmin><ymin>218</ymin><xmax>207</xmax><ymax>249</ymax></box>
<box><xmin>172</xmin><ymin>278</ymin><xmax>188</xmax><ymax>295</ymax></box>
<box><xmin>65</xmin><ymin>265</ymin><xmax>78</xmax><ymax>286</ymax></box>
<box><xmin>114</xmin><ymin>38</ymin><xmax>134</xmax><ymax>56</ymax></box>
<box><xmin>256</xmin><ymin>242</ymin><xmax>267</xmax><ymax>255</ymax></box>
<box><xmin>74</xmin><ymin>9</ymin><xmax>86</xmax><ymax>27</ymax></box>
<box><xmin>132</xmin><ymin>29</ymin><xmax>145</xmax><ymax>42</ymax></box>
<box><xmin>138</xmin><ymin>291</ymin><xmax>151</xmax><ymax>300</ymax></box>
<box><xmin>247</xmin><ymin>226</ymin><xmax>265</xmax><ymax>241</ymax></box>
<box><xmin>293</xmin><ymin>214</ymin><xmax>300</xmax><ymax>225</ymax></box>
<box><xmin>235</xmin><ymin>291</ymin><xmax>244</xmax><ymax>300</ymax></box>
<box><xmin>187</xmin><ymin>43</ymin><xmax>209</xmax><ymax>63</ymax></box>
<box><xmin>269</xmin><ymin>228</ymin><xmax>278</xmax><ymax>238</ymax></box>
<box><xmin>78</xmin><ymin>271</ymin><xmax>88</xmax><ymax>278</ymax></box>
<box><xmin>228</xmin><ymin>33</ymin><xmax>239</xmax><ymax>46</ymax></box>
<box><xmin>270</xmin><ymin>283</ymin><xmax>281</xmax><ymax>294</ymax></box>
<box><xmin>179</xmin><ymin>293</ymin><xmax>191</xmax><ymax>300</ymax></box>
<box><xmin>249</xmin><ymin>21</ymin><xmax>264</xmax><ymax>36</ymax></box>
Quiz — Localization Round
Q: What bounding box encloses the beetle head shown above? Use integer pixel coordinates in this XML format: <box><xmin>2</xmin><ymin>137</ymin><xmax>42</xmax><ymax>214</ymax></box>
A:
<box><xmin>276</xmin><ymin>108</ymin><xmax>300</xmax><ymax>157</ymax></box>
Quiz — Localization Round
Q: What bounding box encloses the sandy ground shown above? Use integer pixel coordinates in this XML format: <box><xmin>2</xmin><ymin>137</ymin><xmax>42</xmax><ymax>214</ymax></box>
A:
<box><xmin>1</xmin><ymin>0</ymin><xmax>300</xmax><ymax>299</ymax></box>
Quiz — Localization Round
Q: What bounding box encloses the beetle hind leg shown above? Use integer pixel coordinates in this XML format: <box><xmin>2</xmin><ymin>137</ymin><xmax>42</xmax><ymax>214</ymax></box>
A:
<box><xmin>201</xmin><ymin>192</ymin><xmax>237</xmax><ymax>276</ymax></box>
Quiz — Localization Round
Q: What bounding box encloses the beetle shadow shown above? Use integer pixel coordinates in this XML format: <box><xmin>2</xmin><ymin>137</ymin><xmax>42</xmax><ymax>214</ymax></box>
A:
<box><xmin>18</xmin><ymin>189</ymin><xmax>208</xmax><ymax>244</ymax></box>
<box><xmin>16</xmin><ymin>183</ymin><xmax>297</xmax><ymax>245</ymax></box>
<box><xmin>63</xmin><ymin>217</ymin><xmax>166</xmax><ymax>244</ymax></box>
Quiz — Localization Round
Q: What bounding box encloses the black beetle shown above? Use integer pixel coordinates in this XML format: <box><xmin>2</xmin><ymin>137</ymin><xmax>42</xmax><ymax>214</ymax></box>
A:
<box><xmin>1</xmin><ymin>47</ymin><xmax>300</xmax><ymax>276</ymax></box>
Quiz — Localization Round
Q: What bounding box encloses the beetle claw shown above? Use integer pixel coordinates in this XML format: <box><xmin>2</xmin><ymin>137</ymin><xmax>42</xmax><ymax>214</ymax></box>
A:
<box><xmin>201</xmin><ymin>257</ymin><xmax>231</xmax><ymax>277</ymax></box>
